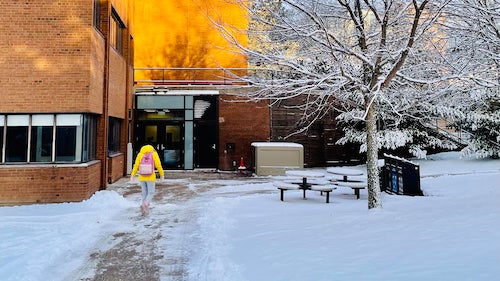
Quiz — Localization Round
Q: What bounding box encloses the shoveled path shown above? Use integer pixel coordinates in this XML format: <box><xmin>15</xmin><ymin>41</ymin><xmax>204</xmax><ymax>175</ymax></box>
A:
<box><xmin>73</xmin><ymin>171</ymin><xmax>258</xmax><ymax>281</ymax></box>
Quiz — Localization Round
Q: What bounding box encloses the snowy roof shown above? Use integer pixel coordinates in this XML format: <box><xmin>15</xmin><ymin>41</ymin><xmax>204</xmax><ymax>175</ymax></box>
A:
<box><xmin>383</xmin><ymin>153</ymin><xmax>418</xmax><ymax>165</ymax></box>
<box><xmin>251</xmin><ymin>142</ymin><xmax>303</xmax><ymax>148</ymax></box>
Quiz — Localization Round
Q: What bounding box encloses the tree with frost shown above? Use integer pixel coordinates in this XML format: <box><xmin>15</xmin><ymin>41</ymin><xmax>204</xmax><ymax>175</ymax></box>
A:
<box><xmin>443</xmin><ymin>0</ymin><xmax>500</xmax><ymax>157</ymax></box>
<box><xmin>213</xmin><ymin>0</ymin><xmax>488</xmax><ymax>209</ymax></box>
<box><xmin>458</xmin><ymin>98</ymin><xmax>500</xmax><ymax>158</ymax></box>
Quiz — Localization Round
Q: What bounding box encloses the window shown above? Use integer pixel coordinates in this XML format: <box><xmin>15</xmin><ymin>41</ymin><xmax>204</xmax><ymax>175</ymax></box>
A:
<box><xmin>30</xmin><ymin>115</ymin><xmax>54</xmax><ymax>163</ymax></box>
<box><xmin>110</xmin><ymin>9</ymin><xmax>125</xmax><ymax>55</ymax></box>
<box><xmin>0</xmin><ymin>114</ymin><xmax>96</xmax><ymax>164</ymax></box>
<box><xmin>93</xmin><ymin>0</ymin><xmax>102</xmax><ymax>31</ymax></box>
<box><xmin>108</xmin><ymin>117</ymin><xmax>122</xmax><ymax>155</ymax></box>
<box><xmin>194</xmin><ymin>96</ymin><xmax>218</xmax><ymax>120</ymax></box>
<box><xmin>0</xmin><ymin>115</ymin><xmax>4</xmax><ymax>162</ymax></box>
<box><xmin>55</xmin><ymin>114</ymin><xmax>82</xmax><ymax>162</ymax></box>
<box><xmin>83</xmin><ymin>115</ymin><xmax>97</xmax><ymax>161</ymax></box>
<box><xmin>56</xmin><ymin>127</ymin><xmax>77</xmax><ymax>161</ymax></box>
<box><xmin>6</xmin><ymin>115</ymin><xmax>29</xmax><ymax>162</ymax></box>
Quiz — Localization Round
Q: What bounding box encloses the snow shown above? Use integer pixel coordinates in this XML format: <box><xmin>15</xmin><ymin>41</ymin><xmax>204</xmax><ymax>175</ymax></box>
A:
<box><xmin>0</xmin><ymin>191</ymin><xmax>137</xmax><ymax>281</ymax></box>
<box><xmin>285</xmin><ymin>170</ymin><xmax>324</xmax><ymax>178</ymax></box>
<box><xmin>1</xmin><ymin>152</ymin><xmax>499</xmax><ymax>281</ymax></box>
<box><xmin>251</xmin><ymin>142</ymin><xmax>303</xmax><ymax>148</ymax></box>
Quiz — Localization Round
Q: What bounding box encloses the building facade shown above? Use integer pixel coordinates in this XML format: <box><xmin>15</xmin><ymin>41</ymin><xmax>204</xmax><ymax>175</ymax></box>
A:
<box><xmin>270</xmin><ymin>98</ymin><xmax>364</xmax><ymax>167</ymax></box>
<box><xmin>130</xmin><ymin>0</ymin><xmax>270</xmax><ymax>173</ymax></box>
<box><xmin>131</xmin><ymin>85</ymin><xmax>270</xmax><ymax>172</ymax></box>
<box><xmin>1</xmin><ymin>0</ymin><xmax>350</xmax><ymax>204</ymax></box>
<box><xmin>130</xmin><ymin>0</ymin><xmax>358</xmax><ymax>171</ymax></box>
<box><xmin>0</xmin><ymin>0</ymin><xmax>134</xmax><ymax>204</ymax></box>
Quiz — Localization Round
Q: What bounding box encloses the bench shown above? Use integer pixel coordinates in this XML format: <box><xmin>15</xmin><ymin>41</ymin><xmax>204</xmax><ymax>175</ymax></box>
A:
<box><xmin>332</xmin><ymin>181</ymin><xmax>367</xmax><ymax>199</ymax></box>
<box><xmin>274</xmin><ymin>182</ymin><xmax>299</xmax><ymax>201</ymax></box>
<box><xmin>273</xmin><ymin>181</ymin><xmax>335</xmax><ymax>203</ymax></box>
<box><xmin>310</xmin><ymin>185</ymin><xmax>336</xmax><ymax>203</ymax></box>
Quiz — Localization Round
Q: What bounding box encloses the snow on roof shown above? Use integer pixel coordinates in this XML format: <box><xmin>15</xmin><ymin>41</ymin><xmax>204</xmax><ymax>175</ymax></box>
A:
<box><xmin>383</xmin><ymin>153</ymin><xmax>418</xmax><ymax>165</ymax></box>
<box><xmin>251</xmin><ymin>142</ymin><xmax>303</xmax><ymax>148</ymax></box>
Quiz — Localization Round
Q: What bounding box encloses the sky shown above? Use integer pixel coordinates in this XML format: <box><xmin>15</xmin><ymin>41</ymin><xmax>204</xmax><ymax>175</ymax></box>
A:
<box><xmin>0</xmin><ymin>152</ymin><xmax>499</xmax><ymax>281</ymax></box>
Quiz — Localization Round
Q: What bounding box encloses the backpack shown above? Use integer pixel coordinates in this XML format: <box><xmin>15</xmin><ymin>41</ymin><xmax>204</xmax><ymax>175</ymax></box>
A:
<box><xmin>138</xmin><ymin>152</ymin><xmax>154</xmax><ymax>175</ymax></box>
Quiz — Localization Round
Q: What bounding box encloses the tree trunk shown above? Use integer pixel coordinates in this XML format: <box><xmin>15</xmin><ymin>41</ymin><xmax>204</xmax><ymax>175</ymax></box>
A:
<box><xmin>365</xmin><ymin>103</ymin><xmax>382</xmax><ymax>209</ymax></box>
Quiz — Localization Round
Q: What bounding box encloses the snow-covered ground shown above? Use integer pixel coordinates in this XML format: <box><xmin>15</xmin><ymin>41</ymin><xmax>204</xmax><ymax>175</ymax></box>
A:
<box><xmin>1</xmin><ymin>152</ymin><xmax>499</xmax><ymax>281</ymax></box>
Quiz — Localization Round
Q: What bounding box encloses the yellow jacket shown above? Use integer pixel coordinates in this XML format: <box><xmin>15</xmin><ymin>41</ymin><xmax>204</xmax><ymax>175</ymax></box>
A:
<box><xmin>131</xmin><ymin>145</ymin><xmax>165</xmax><ymax>182</ymax></box>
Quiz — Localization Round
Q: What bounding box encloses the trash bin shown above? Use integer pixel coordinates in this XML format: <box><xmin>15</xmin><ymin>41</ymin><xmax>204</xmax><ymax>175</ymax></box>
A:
<box><xmin>381</xmin><ymin>154</ymin><xmax>423</xmax><ymax>196</ymax></box>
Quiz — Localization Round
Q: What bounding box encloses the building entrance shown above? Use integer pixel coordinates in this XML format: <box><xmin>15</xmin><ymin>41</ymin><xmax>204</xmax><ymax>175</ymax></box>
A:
<box><xmin>134</xmin><ymin>91</ymin><xmax>219</xmax><ymax>170</ymax></box>
<box><xmin>193</xmin><ymin>120</ymin><xmax>218</xmax><ymax>168</ymax></box>
<box><xmin>139</xmin><ymin>121</ymin><xmax>183</xmax><ymax>168</ymax></box>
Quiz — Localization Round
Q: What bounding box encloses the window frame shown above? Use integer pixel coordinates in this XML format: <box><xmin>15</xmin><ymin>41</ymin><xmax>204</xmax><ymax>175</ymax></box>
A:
<box><xmin>0</xmin><ymin>115</ymin><xmax>4</xmax><ymax>163</ymax></box>
<box><xmin>83</xmin><ymin>115</ymin><xmax>97</xmax><ymax>162</ymax></box>
<box><xmin>110</xmin><ymin>8</ymin><xmax>125</xmax><ymax>56</ymax></box>
<box><xmin>5</xmin><ymin>115</ymin><xmax>29</xmax><ymax>163</ymax></box>
<box><xmin>108</xmin><ymin>117</ymin><xmax>122</xmax><ymax>155</ymax></box>
<box><xmin>30</xmin><ymin>115</ymin><xmax>55</xmax><ymax>163</ymax></box>
<box><xmin>0</xmin><ymin>114</ymin><xmax>97</xmax><ymax>164</ymax></box>
<box><xmin>93</xmin><ymin>0</ymin><xmax>102</xmax><ymax>31</ymax></box>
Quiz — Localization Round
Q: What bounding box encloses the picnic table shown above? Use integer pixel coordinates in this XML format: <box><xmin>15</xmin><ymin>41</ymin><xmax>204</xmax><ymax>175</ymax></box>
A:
<box><xmin>274</xmin><ymin>170</ymin><xmax>335</xmax><ymax>203</ymax></box>
<box><xmin>327</xmin><ymin>167</ymin><xmax>366</xmax><ymax>199</ymax></box>
<box><xmin>326</xmin><ymin>167</ymin><xmax>364</xmax><ymax>181</ymax></box>
<box><xmin>285</xmin><ymin>170</ymin><xmax>324</xmax><ymax>189</ymax></box>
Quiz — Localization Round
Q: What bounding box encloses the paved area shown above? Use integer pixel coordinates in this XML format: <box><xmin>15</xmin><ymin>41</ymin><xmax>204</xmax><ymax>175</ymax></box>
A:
<box><xmin>74</xmin><ymin>171</ymin><xmax>257</xmax><ymax>281</ymax></box>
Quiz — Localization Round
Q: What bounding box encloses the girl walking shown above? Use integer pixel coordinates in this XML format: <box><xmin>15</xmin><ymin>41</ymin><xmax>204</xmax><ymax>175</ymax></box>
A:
<box><xmin>130</xmin><ymin>144</ymin><xmax>165</xmax><ymax>215</ymax></box>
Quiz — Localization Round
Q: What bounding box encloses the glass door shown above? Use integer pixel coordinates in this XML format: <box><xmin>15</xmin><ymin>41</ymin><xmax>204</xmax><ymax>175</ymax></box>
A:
<box><xmin>163</xmin><ymin>124</ymin><xmax>183</xmax><ymax>168</ymax></box>
<box><xmin>139</xmin><ymin>121</ymin><xmax>184</xmax><ymax>169</ymax></box>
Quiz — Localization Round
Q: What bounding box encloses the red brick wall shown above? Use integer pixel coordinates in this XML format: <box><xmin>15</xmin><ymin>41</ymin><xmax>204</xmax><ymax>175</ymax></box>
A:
<box><xmin>0</xmin><ymin>0</ymin><xmax>97</xmax><ymax>113</ymax></box>
<box><xmin>0</xmin><ymin>162</ymin><xmax>102</xmax><ymax>205</ymax></box>
<box><xmin>108</xmin><ymin>49</ymin><xmax>128</xmax><ymax>118</ymax></box>
<box><xmin>90</xmin><ymin>29</ymin><xmax>106</xmax><ymax>114</ymax></box>
<box><xmin>218</xmin><ymin>93</ymin><xmax>270</xmax><ymax>170</ymax></box>
<box><xmin>108</xmin><ymin>154</ymin><xmax>125</xmax><ymax>183</ymax></box>
<box><xmin>0</xmin><ymin>1</ymin><xmax>133</xmax><ymax>203</ymax></box>
<box><xmin>0</xmin><ymin>0</ymin><xmax>129</xmax><ymax>117</ymax></box>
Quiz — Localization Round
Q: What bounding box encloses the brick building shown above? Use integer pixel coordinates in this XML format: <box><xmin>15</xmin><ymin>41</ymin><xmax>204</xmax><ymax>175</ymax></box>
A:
<box><xmin>0</xmin><ymin>0</ymin><xmax>349</xmax><ymax>204</ymax></box>
<box><xmin>0</xmin><ymin>0</ymin><xmax>270</xmax><ymax>204</ymax></box>
<box><xmin>269</xmin><ymin>98</ymin><xmax>364</xmax><ymax>167</ymax></box>
<box><xmin>130</xmin><ymin>1</ymin><xmax>269</xmax><ymax>173</ymax></box>
<box><xmin>0</xmin><ymin>0</ymin><xmax>134</xmax><ymax>204</ymax></box>
<box><xmin>130</xmin><ymin>1</ymin><xmax>357</xmax><ymax>171</ymax></box>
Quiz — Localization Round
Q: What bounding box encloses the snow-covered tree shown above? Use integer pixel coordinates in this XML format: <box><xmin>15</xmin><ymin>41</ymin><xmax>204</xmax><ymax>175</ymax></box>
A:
<box><xmin>212</xmin><ymin>0</ymin><xmax>492</xmax><ymax>209</ymax></box>
<box><xmin>458</xmin><ymin>98</ymin><xmax>500</xmax><ymax>158</ymax></box>
<box><xmin>443</xmin><ymin>0</ymin><xmax>500</xmax><ymax>157</ymax></box>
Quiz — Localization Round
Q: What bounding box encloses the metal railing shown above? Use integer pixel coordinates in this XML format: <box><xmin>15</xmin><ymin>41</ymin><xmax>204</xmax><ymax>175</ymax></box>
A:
<box><xmin>134</xmin><ymin>67</ymin><xmax>251</xmax><ymax>86</ymax></box>
<box><xmin>427</xmin><ymin>118</ymin><xmax>471</xmax><ymax>147</ymax></box>
<box><xmin>431</xmin><ymin>119</ymin><xmax>500</xmax><ymax>151</ymax></box>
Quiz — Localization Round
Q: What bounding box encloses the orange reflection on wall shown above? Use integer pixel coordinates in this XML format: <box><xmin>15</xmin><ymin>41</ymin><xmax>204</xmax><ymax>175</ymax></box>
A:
<box><xmin>133</xmin><ymin>0</ymin><xmax>248</xmax><ymax>84</ymax></box>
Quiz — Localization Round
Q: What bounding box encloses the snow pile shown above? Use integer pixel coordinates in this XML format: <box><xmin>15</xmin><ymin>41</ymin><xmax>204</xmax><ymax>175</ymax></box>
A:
<box><xmin>0</xmin><ymin>191</ymin><xmax>135</xmax><ymax>281</ymax></box>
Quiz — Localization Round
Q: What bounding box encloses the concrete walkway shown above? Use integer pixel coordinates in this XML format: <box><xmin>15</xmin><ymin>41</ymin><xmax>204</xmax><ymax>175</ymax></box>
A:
<box><xmin>74</xmin><ymin>171</ymin><xmax>257</xmax><ymax>281</ymax></box>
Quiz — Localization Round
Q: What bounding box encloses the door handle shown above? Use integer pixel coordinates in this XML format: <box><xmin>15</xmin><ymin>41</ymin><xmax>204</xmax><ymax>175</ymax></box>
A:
<box><xmin>212</xmin><ymin>144</ymin><xmax>216</xmax><ymax>150</ymax></box>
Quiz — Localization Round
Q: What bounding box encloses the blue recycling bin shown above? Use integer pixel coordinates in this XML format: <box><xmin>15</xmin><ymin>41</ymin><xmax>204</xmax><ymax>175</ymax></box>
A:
<box><xmin>382</xmin><ymin>154</ymin><xmax>422</xmax><ymax>196</ymax></box>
